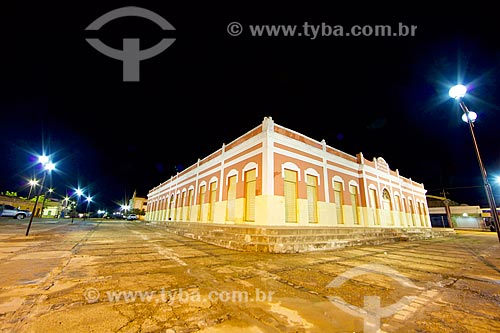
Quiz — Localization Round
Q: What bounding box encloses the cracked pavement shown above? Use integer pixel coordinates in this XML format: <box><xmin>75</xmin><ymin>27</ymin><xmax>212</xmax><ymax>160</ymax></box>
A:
<box><xmin>0</xmin><ymin>219</ymin><xmax>499</xmax><ymax>332</ymax></box>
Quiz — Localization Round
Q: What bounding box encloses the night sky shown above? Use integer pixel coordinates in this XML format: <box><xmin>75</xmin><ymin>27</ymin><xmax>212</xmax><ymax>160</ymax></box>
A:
<box><xmin>2</xmin><ymin>2</ymin><xmax>500</xmax><ymax>210</ymax></box>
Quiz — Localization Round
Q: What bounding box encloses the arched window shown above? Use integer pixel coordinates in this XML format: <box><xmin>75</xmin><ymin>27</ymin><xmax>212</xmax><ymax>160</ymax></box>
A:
<box><xmin>349</xmin><ymin>184</ymin><xmax>360</xmax><ymax>224</ymax></box>
<box><xmin>208</xmin><ymin>181</ymin><xmax>217</xmax><ymax>222</ymax></box>
<box><xmin>186</xmin><ymin>187</ymin><xmax>194</xmax><ymax>221</ymax></box>
<box><xmin>306</xmin><ymin>174</ymin><xmax>318</xmax><ymax>223</ymax></box>
<box><xmin>244</xmin><ymin>169</ymin><xmax>256</xmax><ymax>222</ymax></box>
<box><xmin>381</xmin><ymin>189</ymin><xmax>392</xmax><ymax>211</ymax></box>
<box><xmin>368</xmin><ymin>186</ymin><xmax>380</xmax><ymax>225</ymax></box>
<box><xmin>226</xmin><ymin>175</ymin><xmax>237</xmax><ymax>221</ymax></box>
<box><xmin>198</xmin><ymin>184</ymin><xmax>206</xmax><ymax>221</ymax></box>
<box><xmin>382</xmin><ymin>189</ymin><xmax>394</xmax><ymax>225</ymax></box>
<box><xmin>408</xmin><ymin>198</ymin><xmax>416</xmax><ymax>226</ymax></box>
<box><xmin>284</xmin><ymin>168</ymin><xmax>298</xmax><ymax>223</ymax></box>
<box><xmin>333</xmin><ymin>179</ymin><xmax>344</xmax><ymax>224</ymax></box>
<box><xmin>179</xmin><ymin>190</ymin><xmax>186</xmax><ymax>221</ymax></box>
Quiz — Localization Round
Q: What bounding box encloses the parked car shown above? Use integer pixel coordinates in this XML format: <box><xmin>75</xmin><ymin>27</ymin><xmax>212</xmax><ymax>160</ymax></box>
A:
<box><xmin>0</xmin><ymin>204</ymin><xmax>32</xmax><ymax>220</ymax></box>
<box><xmin>126</xmin><ymin>214</ymin><xmax>138</xmax><ymax>221</ymax></box>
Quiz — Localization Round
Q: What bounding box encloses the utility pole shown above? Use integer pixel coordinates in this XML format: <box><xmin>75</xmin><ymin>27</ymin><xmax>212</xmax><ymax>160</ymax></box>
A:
<box><xmin>440</xmin><ymin>189</ymin><xmax>453</xmax><ymax>228</ymax></box>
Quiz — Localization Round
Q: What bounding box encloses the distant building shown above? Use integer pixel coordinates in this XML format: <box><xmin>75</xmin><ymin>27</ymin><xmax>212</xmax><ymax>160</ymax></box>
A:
<box><xmin>427</xmin><ymin>194</ymin><xmax>491</xmax><ymax>230</ymax></box>
<box><xmin>428</xmin><ymin>204</ymin><xmax>485</xmax><ymax>229</ymax></box>
<box><xmin>0</xmin><ymin>195</ymin><xmax>35</xmax><ymax>213</ymax></box>
<box><xmin>41</xmin><ymin>198</ymin><xmax>62</xmax><ymax>218</ymax></box>
<box><xmin>146</xmin><ymin>117</ymin><xmax>433</xmax><ymax>252</ymax></box>
<box><xmin>129</xmin><ymin>190</ymin><xmax>147</xmax><ymax>219</ymax></box>
<box><xmin>0</xmin><ymin>195</ymin><xmax>62</xmax><ymax>218</ymax></box>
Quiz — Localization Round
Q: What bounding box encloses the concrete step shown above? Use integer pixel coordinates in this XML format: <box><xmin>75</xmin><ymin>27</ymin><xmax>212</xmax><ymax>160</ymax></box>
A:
<box><xmin>151</xmin><ymin>221</ymin><xmax>450</xmax><ymax>253</ymax></box>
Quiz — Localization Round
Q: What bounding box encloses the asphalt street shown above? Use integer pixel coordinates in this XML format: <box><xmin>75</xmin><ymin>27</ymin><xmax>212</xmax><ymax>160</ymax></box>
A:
<box><xmin>0</xmin><ymin>218</ymin><xmax>499</xmax><ymax>332</ymax></box>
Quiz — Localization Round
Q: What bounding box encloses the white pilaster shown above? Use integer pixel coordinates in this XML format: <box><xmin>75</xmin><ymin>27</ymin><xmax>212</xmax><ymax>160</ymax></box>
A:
<box><xmin>219</xmin><ymin>144</ymin><xmax>225</xmax><ymax>201</ymax></box>
<box><xmin>262</xmin><ymin>116</ymin><xmax>275</xmax><ymax>196</ymax></box>
<box><xmin>321</xmin><ymin>139</ymin><xmax>329</xmax><ymax>203</ymax></box>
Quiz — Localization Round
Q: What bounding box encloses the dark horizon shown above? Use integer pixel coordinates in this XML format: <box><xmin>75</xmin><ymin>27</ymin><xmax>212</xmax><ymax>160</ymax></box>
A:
<box><xmin>2</xmin><ymin>2</ymin><xmax>500</xmax><ymax>210</ymax></box>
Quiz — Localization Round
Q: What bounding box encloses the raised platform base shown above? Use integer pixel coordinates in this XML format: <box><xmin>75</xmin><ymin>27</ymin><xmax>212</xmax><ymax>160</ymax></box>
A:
<box><xmin>146</xmin><ymin>221</ymin><xmax>456</xmax><ymax>253</ymax></box>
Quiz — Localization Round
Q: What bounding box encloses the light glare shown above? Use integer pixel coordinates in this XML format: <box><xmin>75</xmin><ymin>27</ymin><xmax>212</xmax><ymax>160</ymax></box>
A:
<box><xmin>38</xmin><ymin>155</ymin><xmax>49</xmax><ymax>165</ymax></box>
<box><xmin>449</xmin><ymin>84</ymin><xmax>467</xmax><ymax>99</ymax></box>
<box><xmin>44</xmin><ymin>162</ymin><xmax>56</xmax><ymax>171</ymax></box>
<box><xmin>461</xmin><ymin>111</ymin><xmax>477</xmax><ymax>123</ymax></box>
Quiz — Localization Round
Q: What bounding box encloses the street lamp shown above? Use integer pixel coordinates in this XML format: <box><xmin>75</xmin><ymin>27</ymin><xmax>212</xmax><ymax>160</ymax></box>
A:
<box><xmin>26</xmin><ymin>155</ymin><xmax>56</xmax><ymax>236</ymax></box>
<box><xmin>121</xmin><ymin>204</ymin><xmax>130</xmax><ymax>218</ymax></box>
<box><xmin>40</xmin><ymin>188</ymin><xmax>54</xmax><ymax>218</ymax></box>
<box><xmin>27</xmin><ymin>179</ymin><xmax>38</xmax><ymax>200</ymax></box>
<box><xmin>449</xmin><ymin>84</ymin><xmax>500</xmax><ymax>242</ymax></box>
<box><xmin>461</xmin><ymin>111</ymin><xmax>477</xmax><ymax>123</ymax></box>
<box><xmin>62</xmin><ymin>195</ymin><xmax>70</xmax><ymax>219</ymax></box>
<box><xmin>84</xmin><ymin>195</ymin><xmax>92</xmax><ymax>220</ymax></box>
<box><xmin>71</xmin><ymin>188</ymin><xmax>84</xmax><ymax>223</ymax></box>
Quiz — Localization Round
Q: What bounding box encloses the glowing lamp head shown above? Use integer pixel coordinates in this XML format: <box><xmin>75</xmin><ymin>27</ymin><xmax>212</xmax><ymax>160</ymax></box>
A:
<box><xmin>449</xmin><ymin>84</ymin><xmax>467</xmax><ymax>100</ymax></box>
<box><xmin>462</xmin><ymin>111</ymin><xmax>477</xmax><ymax>123</ymax></box>
<box><xmin>38</xmin><ymin>155</ymin><xmax>49</xmax><ymax>165</ymax></box>
<box><xmin>44</xmin><ymin>162</ymin><xmax>56</xmax><ymax>171</ymax></box>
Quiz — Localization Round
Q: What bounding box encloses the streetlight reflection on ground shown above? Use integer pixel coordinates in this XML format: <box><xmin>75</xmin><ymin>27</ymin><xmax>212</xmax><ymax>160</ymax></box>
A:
<box><xmin>449</xmin><ymin>84</ymin><xmax>500</xmax><ymax>242</ymax></box>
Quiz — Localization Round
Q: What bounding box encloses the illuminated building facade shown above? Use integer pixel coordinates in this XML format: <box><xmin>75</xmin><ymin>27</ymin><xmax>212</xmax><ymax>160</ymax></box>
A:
<box><xmin>146</xmin><ymin>117</ymin><xmax>433</xmax><ymax>252</ymax></box>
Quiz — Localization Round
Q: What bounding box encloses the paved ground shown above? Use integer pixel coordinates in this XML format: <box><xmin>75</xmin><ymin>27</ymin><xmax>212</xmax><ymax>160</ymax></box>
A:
<box><xmin>0</xmin><ymin>218</ymin><xmax>499</xmax><ymax>333</ymax></box>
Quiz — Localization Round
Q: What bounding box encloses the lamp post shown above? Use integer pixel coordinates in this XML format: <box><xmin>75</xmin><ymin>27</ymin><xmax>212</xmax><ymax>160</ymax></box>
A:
<box><xmin>121</xmin><ymin>204</ymin><xmax>130</xmax><ymax>219</ymax></box>
<box><xmin>71</xmin><ymin>188</ymin><xmax>84</xmax><ymax>223</ymax></box>
<box><xmin>26</xmin><ymin>156</ymin><xmax>56</xmax><ymax>236</ymax></box>
<box><xmin>449</xmin><ymin>84</ymin><xmax>500</xmax><ymax>242</ymax></box>
<box><xmin>62</xmin><ymin>195</ymin><xmax>70</xmax><ymax>219</ymax></box>
<box><xmin>27</xmin><ymin>179</ymin><xmax>38</xmax><ymax>200</ymax></box>
<box><xmin>84</xmin><ymin>195</ymin><xmax>92</xmax><ymax>221</ymax></box>
<box><xmin>40</xmin><ymin>188</ymin><xmax>54</xmax><ymax>218</ymax></box>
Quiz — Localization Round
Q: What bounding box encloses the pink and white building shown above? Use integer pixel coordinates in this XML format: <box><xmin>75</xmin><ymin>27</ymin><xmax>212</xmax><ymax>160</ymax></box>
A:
<box><xmin>146</xmin><ymin>117</ymin><xmax>431</xmax><ymax>230</ymax></box>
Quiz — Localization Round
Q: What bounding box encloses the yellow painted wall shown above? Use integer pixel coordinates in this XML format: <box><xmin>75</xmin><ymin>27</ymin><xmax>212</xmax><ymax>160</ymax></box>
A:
<box><xmin>318</xmin><ymin>201</ymin><xmax>335</xmax><ymax>226</ymax></box>
<box><xmin>149</xmin><ymin>196</ymin><xmax>430</xmax><ymax>228</ymax></box>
